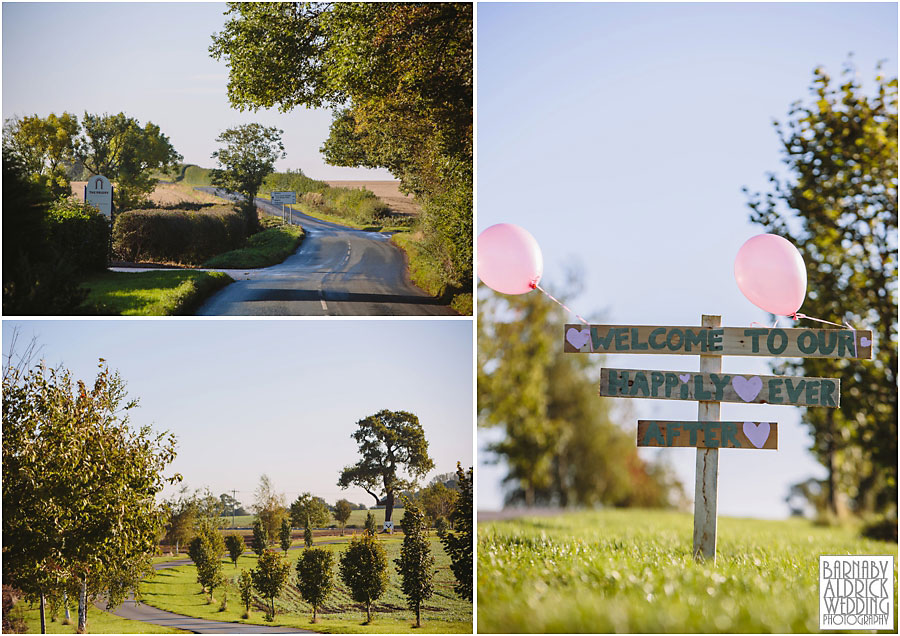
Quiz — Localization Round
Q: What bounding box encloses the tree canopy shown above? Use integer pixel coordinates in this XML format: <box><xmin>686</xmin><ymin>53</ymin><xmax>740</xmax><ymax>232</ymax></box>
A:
<box><xmin>395</xmin><ymin>500</ymin><xmax>434</xmax><ymax>627</ymax></box>
<box><xmin>440</xmin><ymin>463</ymin><xmax>472</xmax><ymax>602</ymax></box>
<box><xmin>289</xmin><ymin>492</ymin><xmax>331</xmax><ymax>529</ymax></box>
<box><xmin>745</xmin><ymin>60</ymin><xmax>897</xmax><ymax>520</ymax></box>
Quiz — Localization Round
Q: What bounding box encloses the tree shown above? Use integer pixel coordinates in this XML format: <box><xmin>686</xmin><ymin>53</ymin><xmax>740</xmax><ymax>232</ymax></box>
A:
<box><xmin>164</xmin><ymin>489</ymin><xmax>198</xmax><ymax>555</ymax></box>
<box><xmin>220</xmin><ymin>493</ymin><xmax>247</xmax><ymax>519</ymax></box>
<box><xmin>77</xmin><ymin>112</ymin><xmax>182</xmax><ymax>210</ymax></box>
<box><xmin>434</xmin><ymin>516</ymin><xmax>448</xmax><ymax>539</ymax></box>
<box><xmin>2</xmin><ymin>357</ymin><xmax>179</xmax><ymax>633</ymax></box>
<box><xmin>238</xmin><ymin>570</ymin><xmax>254</xmax><ymax>618</ymax></box>
<box><xmin>440</xmin><ymin>463</ymin><xmax>472</xmax><ymax>602</ymax></box>
<box><xmin>339</xmin><ymin>534</ymin><xmax>388</xmax><ymax>624</ymax></box>
<box><xmin>224</xmin><ymin>534</ymin><xmax>245</xmax><ymax>567</ymax></box>
<box><xmin>333</xmin><ymin>500</ymin><xmax>353</xmax><ymax>536</ymax></box>
<box><xmin>295</xmin><ymin>548</ymin><xmax>335</xmax><ymax>623</ymax></box>
<box><xmin>364</xmin><ymin>512</ymin><xmax>377</xmax><ymax>537</ymax></box>
<box><xmin>304</xmin><ymin>517</ymin><xmax>314</xmax><ymax>549</ymax></box>
<box><xmin>279</xmin><ymin>517</ymin><xmax>292</xmax><ymax>553</ymax></box>
<box><xmin>394</xmin><ymin>500</ymin><xmax>434</xmax><ymax>627</ymax></box>
<box><xmin>252</xmin><ymin>474</ymin><xmax>285</xmax><ymax>545</ymax></box>
<box><xmin>251</xmin><ymin>550</ymin><xmax>291</xmax><ymax>621</ymax></box>
<box><xmin>419</xmin><ymin>482</ymin><xmax>459</xmax><ymax>526</ymax></box>
<box><xmin>251</xmin><ymin>519</ymin><xmax>268</xmax><ymax>556</ymax></box>
<box><xmin>2</xmin><ymin>112</ymin><xmax>80</xmax><ymax>198</ymax></box>
<box><xmin>744</xmin><ymin>61</ymin><xmax>898</xmax><ymax>518</ymax></box>
<box><xmin>289</xmin><ymin>492</ymin><xmax>331</xmax><ymax>529</ymax></box>
<box><xmin>338</xmin><ymin>410</ymin><xmax>434</xmax><ymax>528</ymax></box>
<box><xmin>188</xmin><ymin>531</ymin><xmax>225</xmax><ymax>603</ymax></box>
<box><xmin>209</xmin><ymin>123</ymin><xmax>285</xmax><ymax>236</ymax></box>
<box><xmin>210</xmin><ymin>2</ymin><xmax>473</xmax><ymax>295</ymax></box>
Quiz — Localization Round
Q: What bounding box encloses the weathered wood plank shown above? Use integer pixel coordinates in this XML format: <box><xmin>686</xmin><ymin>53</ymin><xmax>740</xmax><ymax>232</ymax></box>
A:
<box><xmin>694</xmin><ymin>315</ymin><xmax>720</xmax><ymax>563</ymax></box>
<box><xmin>637</xmin><ymin>421</ymin><xmax>778</xmax><ymax>449</ymax></box>
<box><xmin>564</xmin><ymin>324</ymin><xmax>873</xmax><ymax>359</ymax></box>
<box><xmin>599</xmin><ymin>368</ymin><xmax>840</xmax><ymax>407</ymax></box>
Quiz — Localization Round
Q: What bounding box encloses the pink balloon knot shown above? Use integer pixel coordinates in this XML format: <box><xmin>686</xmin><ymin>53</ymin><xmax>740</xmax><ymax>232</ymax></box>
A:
<box><xmin>529</xmin><ymin>280</ymin><xmax>538</xmax><ymax>290</ymax></box>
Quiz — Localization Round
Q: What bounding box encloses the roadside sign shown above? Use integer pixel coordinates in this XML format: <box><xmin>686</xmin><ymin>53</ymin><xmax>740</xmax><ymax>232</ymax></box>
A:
<box><xmin>84</xmin><ymin>175</ymin><xmax>113</xmax><ymax>218</ymax></box>
<box><xmin>271</xmin><ymin>191</ymin><xmax>296</xmax><ymax>205</ymax></box>
<box><xmin>637</xmin><ymin>421</ymin><xmax>778</xmax><ymax>449</ymax></box>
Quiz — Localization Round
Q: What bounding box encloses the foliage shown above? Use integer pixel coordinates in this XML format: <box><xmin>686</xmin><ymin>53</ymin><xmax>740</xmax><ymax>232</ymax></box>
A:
<box><xmin>419</xmin><ymin>482</ymin><xmax>459</xmax><ymax>527</ymax></box>
<box><xmin>394</xmin><ymin>501</ymin><xmax>434</xmax><ymax>627</ymax></box>
<box><xmin>295</xmin><ymin>548</ymin><xmax>335</xmax><ymax>623</ymax></box>
<box><xmin>279</xmin><ymin>518</ymin><xmax>292</xmax><ymax>553</ymax></box>
<box><xmin>202</xmin><ymin>225</ymin><xmax>304</xmax><ymax>269</ymax></box>
<box><xmin>338</xmin><ymin>410</ymin><xmax>434</xmax><ymax>526</ymax></box>
<box><xmin>80</xmin><ymin>270</ymin><xmax>232</xmax><ymax>316</ymax></box>
<box><xmin>434</xmin><ymin>517</ymin><xmax>448</xmax><ymax>539</ymax></box>
<box><xmin>440</xmin><ymin>463</ymin><xmax>472</xmax><ymax>602</ymax></box>
<box><xmin>478</xmin><ymin>509</ymin><xmax>898</xmax><ymax>633</ymax></box>
<box><xmin>251</xmin><ymin>520</ymin><xmax>268</xmax><ymax>556</ymax></box>
<box><xmin>251</xmin><ymin>550</ymin><xmax>291</xmax><ymax>620</ymax></box>
<box><xmin>111</xmin><ymin>205</ymin><xmax>245</xmax><ymax>265</ymax></box>
<box><xmin>289</xmin><ymin>493</ymin><xmax>331</xmax><ymax>529</ymax></box>
<box><xmin>78</xmin><ymin>112</ymin><xmax>182</xmax><ymax>210</ymax></box>
<box><xmin>187</xmin><ymin>531</ymin><xmax>225</xmax><ymax>602</ymax></box>
<box><xmin>210</xmin><ymin>1</ymin><xmax>472</xmax><ymax>300</ymax></box>
<box><xmin>253</xmin><ymin>474</ymin><xmax>286</xmax><ymax>545</ymax></box>
<box><xmin>333</xmin><ymin>500</ymin><xmax>353</xmax><ymax>536</ymax></box>
<box><xmin>339</xmin><ymin>534</ymin><xmax>389</xmax><ymax>624</ymax></box>
<box><xmin>364</xmin><ymin>512</ymin><xmax>377</xmax><ymax>537</ymax></box>
<box><xmin>478</xmin><ymin>282</ymin><xmax>684</xmax><ymax>507</ymax></box>
<box><xmin>744</xmin><ymin>61</ymin><xmax>898</xmax><ymax>519</ymax></box>
<box><xmin>3</xmin><ymin>112</ymin><xmax>80</xmax><ymax>198</ymax></box>
<box><xmin>220</xmin><ymin>493</ymin><xmax>247</xmax><ymax>518</ymax></box>
<box><xmin>209</xmin><ymin>124</ymin><xmax>285</xmax><ymax>235</ymax></box>
<box><xmin>2</xmin><ymin>358</ymin><xmax>179</xmax><ymax>632</ymax></box>
<box><xmin>164</xmin><ymin>489</ymin><xmax>198</xmax><ymax>555</ymax></box>
<box><xmin>224</xmin><ymin>534</ymin><xmax>245</xmax><ymax>567</ymax></box>
<box><xmin>45</xmin><ymin>197</ymin><xmax>110</xmax><ymax>274</ymax></box>
<box><xmin>238</xmin><ymin>570</ymin><xmax>253</xmax><ymax>616</ymax></box>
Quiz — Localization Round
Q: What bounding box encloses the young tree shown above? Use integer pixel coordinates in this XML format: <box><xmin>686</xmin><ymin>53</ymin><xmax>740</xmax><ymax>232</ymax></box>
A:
<box><xmin>441</xmin><ymin>463</ymin><xmax>473</xmax><ymax>602</ymax></box>
<box><xmin>420</xmin><ymin>482</ymin><xmax>459</xmax><ymax>526</ymax></box>
<box><xmin>224</xmin><ymin>534</ymin><xmax>245</xmax><ymax>567</ymax></box>
<box><xmin>2</xmin><ymin>358</ymin><xmax>179</xmax><ymax>633</ymax></box>
<box><xmin>304</xmin><ymin>517</ymin><xmax>314</xmax><ymax>549</ymax></box>
<box><xmin>338</xmin><ymin>410</ymin><xmax>435</xmax><ymax>528</ymax></box>
<box><xmin>745</xmin><ymin>61</ymin><xmax>898</xmax><ymax>518</ymax></box>
<box><xmin>238</xmin><ymin>570</ymin><xmax>254</xmax><ymax>618</ymax></box>
<box><xmin>188</xmin><ymin>531</ymin><xmax>226</xmax><ymax>603</ymax></box>
<box><xmin>394</xmin><ymin>501</ymin><xmax>435</xmax><ymax>627</ymax></box>
<box><xmin>434</xmin><ymin>516</ymin><xmax>448</xmax><ymax>539</ymax></box>
<box><xmin>279</xmin><ymin>517</ymin><xmax>292</xmax><ymax>553</ymax></box>
<box><xmin>77</xmin><ymin>112</ymin><xmax>182</xmax><ymax>210</ymax></box>
<box><xmin>209</xmin><ymin>123</ymin><xmax>285</xmax><ymax>235</ymax></box>
<box><xmin>295</xmin><ymin>548</ymin><xmax>335</xmax><ymax>623</ymax></box>
<box><xmin>164</xmin><ymin>488</ymin><xmax>198</xmax><ymax>555</ymax></box>
<box><xmin>364</xmin><ymin>512</ymin><xmax>377</xmax><ymax>537</ymax></box>
<box><xmin>251</xmin><ymin>519</ymin><xmax>268</xmax><ymax>556</ymax></box>
<box><xmin>251</xmin><ymin>550</ymin><xmax>291</xmax><ymax>621</ymax></box>
<box><xmin>333</xmin><ymin>499</ymin><xmax>353</xmax><ymax>536</ymax></box>
<box><xmin>289</xmin><ymin>492</ymin><xmax>331</xmax><ymax>529</ymax></box>
<box><xmin>253</xmin><ymin>474</ymin><xmax>286</xmax><ymax>543</ymax></box>
<box><xmin>339</xmin><ymin>534</ymin><xmax>388</xmax><ymax>624</ymax></box>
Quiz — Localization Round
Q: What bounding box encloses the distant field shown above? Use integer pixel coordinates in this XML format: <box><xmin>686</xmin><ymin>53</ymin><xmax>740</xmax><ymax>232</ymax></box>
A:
<box><xmin>324</xmin><ymin>180</ymin><xmax>420</xmax><ymax>216</ymax></box>
<box><xmin>216</xmin><ymin>508</ymin><xmax>403</xmax><ymax>529</ymax></box>
<box><xmin>70</xmin><ymin>180</ymin><xmax>226</xmax><ymax>206</ymax></box>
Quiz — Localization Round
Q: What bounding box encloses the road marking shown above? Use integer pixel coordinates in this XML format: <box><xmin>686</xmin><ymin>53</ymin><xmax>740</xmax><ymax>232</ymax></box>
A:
<box><xmin>320</xmin><ymin>299</ymin><xmax>328</xmax><ymax>311</ymax></box>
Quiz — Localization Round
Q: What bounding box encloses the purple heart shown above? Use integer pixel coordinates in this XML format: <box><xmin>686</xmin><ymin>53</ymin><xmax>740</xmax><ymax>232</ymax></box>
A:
<box><xmin>678</xmin><ymin>373</ymin><xmax>691</xmax><ymax>383</ymax></box>
<box><xmin>743</xmin><ymin>422</ymin><xmax>770</xmax><ymax>448</ymax></box>
<box><xmin>859</xmin><ymin>336</ymin><xmax>872</xmax><ymax>348</ymax></box>
<box><xmin>732</xmin><ymin>375</ymin><xmax>763</xmax><ymax>402</ymax></box>
<box><xmin>566</xmin><ymin>327</ymin><xmax>591</xmax><ymax>349</ymax></box>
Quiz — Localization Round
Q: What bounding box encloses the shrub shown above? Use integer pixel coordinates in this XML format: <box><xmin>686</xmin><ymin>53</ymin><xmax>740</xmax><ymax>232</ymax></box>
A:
<box><xmin>111</xmin><ymin>204</ymin><xmax>244</xmax><ymax>265</ymax></box>
<box><xmin>339</xmin><ymin>534</ymin><xmax>388</xmax><ymax>624</ymax></box>
<box><xmin>47</xmin><ymin>197</ymin><xmax>110</xmax><ymax>274</ymax></box>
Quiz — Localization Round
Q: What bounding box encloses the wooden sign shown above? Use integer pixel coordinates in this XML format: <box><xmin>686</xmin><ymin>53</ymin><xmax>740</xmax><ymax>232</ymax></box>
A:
<box><xmin>600</xmin><ymin>368</ymin><xmax>840</xmax><ymax>407</ymax></box>
<box><xmin>637</xmin><ymin>420</ymin><xmax>778</xmax><ymax>450</ymax></box>
<box><xmin>564</xmin><ymin>324</ymin><xmax>873</xmax><ymax>359</ymax></box>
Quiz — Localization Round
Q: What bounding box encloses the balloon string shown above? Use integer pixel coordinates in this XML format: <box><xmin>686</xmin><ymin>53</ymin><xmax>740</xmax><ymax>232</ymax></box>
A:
<box><xmin>790</xmin><ymin>312</ymin><xmax>853</xmax><ymax>329</ymax></box>
<box><xmin>531</xmin><ymin>282</ymin><xmax>589</xmax><ymax>325</ymax></box>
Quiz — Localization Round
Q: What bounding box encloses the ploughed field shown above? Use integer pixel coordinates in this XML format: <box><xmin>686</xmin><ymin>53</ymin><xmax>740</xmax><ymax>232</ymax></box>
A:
<box><xmin>324</xmin><ymin>180</ymin><xmax>421</xmax><ymax>217</ymax></box>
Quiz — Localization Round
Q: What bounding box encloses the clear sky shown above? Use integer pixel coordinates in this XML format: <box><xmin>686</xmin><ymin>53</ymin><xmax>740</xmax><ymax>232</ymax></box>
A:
<box><xmin>2</xmin><ymin>319</ymin><xmax>473</xmax><ymax>510</ymax></box>
<box><xmin>1</xmin><ymin>2</ymin><xmax>393</xmax><ymax>180</ymax></box>
<box><xmin>477</xmin><ymin>2</ymin><xmax>897</xmax><ymax>518</ymax></box>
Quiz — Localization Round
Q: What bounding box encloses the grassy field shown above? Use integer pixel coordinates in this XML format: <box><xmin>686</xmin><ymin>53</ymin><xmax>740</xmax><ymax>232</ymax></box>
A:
<box><xmin>288</xmin><ymin>202</ymin><xmax>408</xmax><ymax>233</ymax></box>
<box><xmin>203</xmin><ymin>225</ymin><xmax>305</xmax><ymax>268</ymax></box>
<box><xmin>19</xmin><ymin>603</ymin><xmax>187</xmax><ymax>634</ymax></box>
<box><xmin>141</xmin><ymin>536</ymin><xmax>471</xmax><ymax>634</ymax></box>
<box><xmin>179</xmin><ymin>165</ymin><xmax>213</xmax><ymax>186</ymax></box>
<box><xmin>214</xmin><ymin>509</ymin><xmax>403</xmax><ymax>530</ymax></box>
<box><xmin>81</xmin><ymin>271</ymin><xmax>233</xmax><ymax>315</ymax></box>
<box><xmin>478</xmin><ymin>509</ymin><xmax>898</xmax><ymax>633</ymax></box>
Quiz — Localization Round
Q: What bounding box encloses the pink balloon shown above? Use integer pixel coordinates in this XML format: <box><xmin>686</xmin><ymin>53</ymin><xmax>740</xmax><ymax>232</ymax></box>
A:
<box><xmin>477</xmin><ymin>223</ymin><xmax>543</xmax><ymax>295</ymax></box>
<box><xmin>734</xmin><ymin>234</ymin><xmax>807</xmax><ymax>315</ymax></box>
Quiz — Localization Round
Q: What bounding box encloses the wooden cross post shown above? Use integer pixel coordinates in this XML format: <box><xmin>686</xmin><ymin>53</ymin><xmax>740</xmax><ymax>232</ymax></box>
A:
<box><xmin>694</xmin><ymin>314</ymin><xmax>720</xmax><ymax>562</ymax></box>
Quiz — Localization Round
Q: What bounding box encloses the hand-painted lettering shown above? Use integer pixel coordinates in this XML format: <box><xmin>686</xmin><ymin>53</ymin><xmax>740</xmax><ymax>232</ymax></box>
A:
<box><xmin>702</xmin><ymin>422</ymin><xmax>720</xmax><ymax>447</ymax></box>
<box><xmin>820</xmin><ymin>379</ymin><xmax>837</xmax><ymax>406</ymax></box>
<box><xmin>805</xmin><ymin>381</ymin><xmax>819</xmax><ymax>405</ymax></box>
<box><xmin>694</xmin><ymin>375</ymin><xmax>711</xmax><ymax>400</ymax></box>
<box><xmin>709</xmin><ymin>373</ymin><xmax>730</xmax><ymax>401</ymax></box>
<box><xmin>767</xmin><ymin>329</ymin><xmax>788</xmax><ymax>355</ymax></box>
<box><xmin>785</xmin><ymin>378</ymin><xmax>806</xmax><ymax>403</ymax></box>
<box><xmin>838</xmin><ymin>331</ymin><xmax>854</xmax><ymax>357</ymax></box>
<box><xmin>649</xmin><ymin>327</ymin><xmax>667</xmax><ymax>350</ymax></box>
<box><xmin>721</xmin><ymin>422</ymin><xmax>741</xmax><ymax>447</ymax></box>
<box><xmin>744</xmin><ymin>328</ymin><xmax>767</xmax><ymax>353</ymax></box>
<box><xmin>630</xmin><ymin>371</ymin><xmax>649</xmax><ymax>397</ymax></box>
<box><xmin>684</xmin><ymin>329</ymin><xmax>706</xmax><ymax>352</ymax></box>
<box><xmin>592</xmin><ymin>327</ymin><xmax>615</xmax><ymax>350</ymax></box>
<box><xmin>631</xmin><ymin>327</ymin><xmax>648</xmax><ymax>350</ymax></box>
<box><xmin>650</xmin><ymin>371</ymin><xmax>664</xmax><ymax>396</ymax></box>
<box><xmin>709</xmin><ymin>329</ymin><xmax>724</xmax><ymax>351</ymax></box>
<box><xmin>666</xmin><ymin>328</ymin><xmax>683</xmax><ymax>351</ymax></box>
<box><xmin>797</xmin><ymin>330</ymin><xmax>817</xmax><ymax>354</ymax></box>
<box><xmin>642</xmin><ymin>421</ymin><xmax>664</xmax><ymax>445</ymax></box>
<box><xmin>768</xmin><ymin>378</ymin><xmax>784</xmax><ymax>404</ymax></box>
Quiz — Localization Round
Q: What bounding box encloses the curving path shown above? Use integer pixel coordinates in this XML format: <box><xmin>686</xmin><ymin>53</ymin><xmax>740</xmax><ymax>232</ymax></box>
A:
<box><xmin>193</xmin><ymin>189</ymin><xmax>456</xmax><ymax>316</ymax></box>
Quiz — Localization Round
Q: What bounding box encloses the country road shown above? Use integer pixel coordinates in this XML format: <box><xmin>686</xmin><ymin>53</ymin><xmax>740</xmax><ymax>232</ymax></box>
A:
<box><xmin>193</xmin><ymin>188</ymin><xmax>456</xmax><ymax>316</ymax></box>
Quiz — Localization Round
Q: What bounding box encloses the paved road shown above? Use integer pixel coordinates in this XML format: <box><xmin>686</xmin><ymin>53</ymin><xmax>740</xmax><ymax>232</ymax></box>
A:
<box><xmin>194</xmin><ymin>188</ymin><xmax>455</xmax><ymax>316</ymax></box>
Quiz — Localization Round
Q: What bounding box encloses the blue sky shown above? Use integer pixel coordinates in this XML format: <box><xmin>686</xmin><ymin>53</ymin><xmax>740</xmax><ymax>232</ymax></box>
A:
<box><xmin>2</xmin><ymin>320</ymin><xmax>473</xmax><ymax>509</ymax></box>
<box><xmin>1</xmin><ymin>2</ymin><xmax>392</xmax><ymax>179</ymax></box>
<box><xmin>477</xmin><ymin>2</ymin><xmax>897</xmax><ymax>517</ymax></box>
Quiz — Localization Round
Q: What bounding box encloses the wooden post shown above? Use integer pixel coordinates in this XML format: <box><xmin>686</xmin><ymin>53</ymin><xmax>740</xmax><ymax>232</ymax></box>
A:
<box><xmin>693</xmin><ymin>314</ymin><xmax>721</xmax><ymax>562</ymax></box>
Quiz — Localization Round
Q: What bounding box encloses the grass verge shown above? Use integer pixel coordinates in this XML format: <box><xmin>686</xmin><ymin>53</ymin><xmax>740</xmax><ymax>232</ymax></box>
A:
<box><xmin>288</xmin><ymin>202</ymin><xmax>406</xmax><ymax>233</ymax></box>
<box><xmin>19</xmin><ymin>603</ymin><xmax>188</xmax><ymax>634</ymax></box>
<box><xmin>203</xmin><ymin>225</ymin><xmax>305</xmax><ymax>269</ymax></box>
<box><xmin>81</xmin><ymin>271</ymin><xmax>233</xmax><ymax>316</ymax></box>
<box><xmin>391</xmin><ymin>233</ymin><xmax>472</xmax><ymax>315</ymax></box>
<box><xmin>478</xmin><ymin>508</ymin><xmax>898</xmax><ymax>633</ymax></box>
<box><xmin>141</xmin><ymin>536</ymin><xmax>471</xmax><ymax>634</ymax></box>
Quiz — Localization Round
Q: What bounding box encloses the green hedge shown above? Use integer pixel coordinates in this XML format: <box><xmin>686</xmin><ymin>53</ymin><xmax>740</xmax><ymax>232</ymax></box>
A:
<box><xmin>112</xmin><ymin>205</ymin><xmax>244</xmax><ymax>265</ymax></box>
<box><xmin>47</xmin><ymin>197</ymin><xmax>111</xmax><ymax>274</ymax></box>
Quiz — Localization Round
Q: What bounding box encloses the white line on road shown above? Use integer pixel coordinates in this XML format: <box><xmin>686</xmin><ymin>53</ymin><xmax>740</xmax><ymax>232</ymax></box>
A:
<box><xmin>320</xmin><ymin>299</ymin><xmax>328</xmax><ymax>311</ymax></box>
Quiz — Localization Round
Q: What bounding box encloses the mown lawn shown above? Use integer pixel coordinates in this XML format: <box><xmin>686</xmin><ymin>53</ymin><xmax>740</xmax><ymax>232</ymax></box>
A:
<box><xmin>478</xmin><ymin>509</ymin><xmax>898</xmax><ymax>633</ymax></box>
<box><xmin>203</xmin><ymin>225</ymin><xmax>305</xmax><ymax>268</ymax></box>
<box><xmin>81</xmin><ymin>271</ymin><xmax>232</xmax><ymax>316</ymax></box>
<box><xmin>141</xmin><ymin>536</ymin><xmax>471</xmax><ymax>634</ymax></box>
<box><xmin>19</xmin><ymin>603</ymin><xmax>187</xmax><ymax>634</ymax></box>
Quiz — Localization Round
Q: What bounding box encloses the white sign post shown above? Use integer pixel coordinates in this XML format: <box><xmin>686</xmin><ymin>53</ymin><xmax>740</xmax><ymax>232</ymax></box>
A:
<box><xmin>84</xmin><ymin>175</ymin><xmax>113</xmax><ymax>219</ymax></box>
<box><xmin>271</xmin><ymin>191</ymin><xmax>297</xmax><ymax>225</ymax></box>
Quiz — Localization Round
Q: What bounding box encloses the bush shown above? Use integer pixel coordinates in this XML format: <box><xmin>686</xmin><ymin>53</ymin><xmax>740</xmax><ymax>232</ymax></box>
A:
<box><xmin>112</xmin><ymin>205</ymin><xmax>244</xmax><ymax>265</ymax></box>
<box><xmin>47</xmin><ymin>197</ymin><xmax>110</xmax><ymax>274</ymax></box>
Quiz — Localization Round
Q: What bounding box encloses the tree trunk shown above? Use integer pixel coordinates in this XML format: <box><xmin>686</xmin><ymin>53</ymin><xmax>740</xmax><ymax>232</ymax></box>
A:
<box><xmin>525</xmin><ymin>486</ymin><xmax>535</xmax><ymax>507</ymax></box>
<box><xmin>415</xmin><ymin>601</ymin><xmax>420</xmax><ymax>628</ymax></box>
<box><xmin>175</xmin><ymin>539</ymin><xmax>179</xmax><ymax>555</ymax></box>
<box><xmin>312</xmin><ymin>605</ymin><xmax>317</xmax><ymax>623</ymax></box>
<box><xmin>825</xmin><ymin>411</ymin><xmax>837</xmax><ymax>516</ymax></box>
<box><xmin>384</xmin><ymin>490</ymin><xmax>395</xmax><ymax>525</ymax></box>
<box><xmin>40</xmin><ymin>592</ymin><xmax>46</xmax><ymax>634</ymax></box>
<box><xmin>77</xmin><ymin>576</ymin><xmax>87</xmax><ymax>634</ymax></box>
<box><xmin>64</xmin><ymin>592</ymin><xmax>71</xmax><ymax>624</ymax></box>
